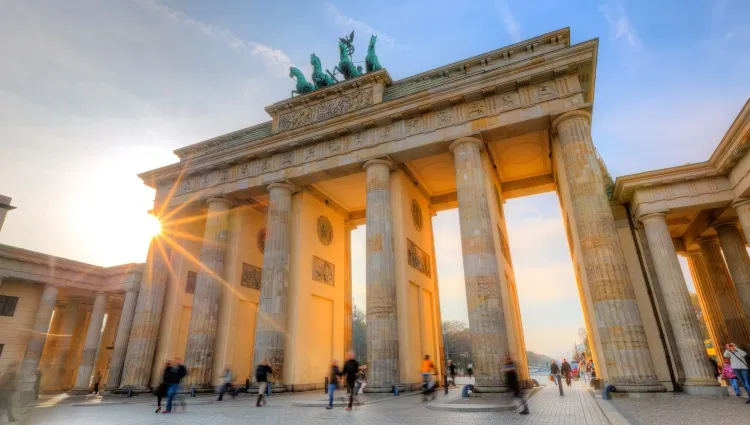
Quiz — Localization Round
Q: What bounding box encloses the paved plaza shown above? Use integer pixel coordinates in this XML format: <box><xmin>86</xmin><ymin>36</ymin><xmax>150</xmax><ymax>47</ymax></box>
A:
<box><xmin>9</xmin><ymin>379</ymin><xmax>611</xmax><ymax>425</ymax></box>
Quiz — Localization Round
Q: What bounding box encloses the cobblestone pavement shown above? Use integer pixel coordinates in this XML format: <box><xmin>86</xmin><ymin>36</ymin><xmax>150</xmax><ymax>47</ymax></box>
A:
<box><xmin>8</xmin><ymin>380</ymin><xmax>609</xmax><ymax>425</ymax></box>
<box><xmin>612</xmin><ymin>392</ymin><xmax>750</xmax><ymax>425</ymax></box>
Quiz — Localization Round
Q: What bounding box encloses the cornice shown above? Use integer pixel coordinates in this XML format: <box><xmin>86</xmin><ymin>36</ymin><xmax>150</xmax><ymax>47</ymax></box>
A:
<box><xmin>139</xmin><ymin>38</ymin><xmax>597</xmax><ymax>188</ymax></box>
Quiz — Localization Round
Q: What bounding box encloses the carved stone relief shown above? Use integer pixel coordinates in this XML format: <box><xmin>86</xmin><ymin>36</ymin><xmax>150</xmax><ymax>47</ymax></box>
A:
<box><xmin>173</xmin><ymin>77</ymin><xmax>580</xmax><ymax>197</ymax></box>
<box><xmin>312</xmin><ymin>256</ymin><xmax>335</xmax><ymax>285</ymax></box>
<box><xmin>317</xmin><ymin>216</ymin><xmax>333</xmax><ymax>245</ymax></box>
<box><xmin>411</xmin><ymin>200</ymin><xmax>423</xmax><ymax>231</ymax></box>
<box><xmin>257</xmin><ymin>228</ymin><xmax>266</xmax><ymax>253</ymax></box>
<box><xmin>240</xmin><ymin>263</ymin><xmax>262</xmax><ymax>290</ymax></box>
<box><xmin>407</xmin><ymin>239</ymin><xmax>431</xmax><ymax>278</ymax></box>
<box><xmin>278</xmin><ymin>88</ymin><xmax>374</xmax><ymax>132</ymax></box>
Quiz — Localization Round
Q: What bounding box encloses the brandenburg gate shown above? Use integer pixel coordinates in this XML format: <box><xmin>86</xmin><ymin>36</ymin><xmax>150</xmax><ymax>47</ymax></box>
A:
<box><xmin>108</xmin><ymin>27</ymin><xmax>750</xmax><ymax>396</ymax></box>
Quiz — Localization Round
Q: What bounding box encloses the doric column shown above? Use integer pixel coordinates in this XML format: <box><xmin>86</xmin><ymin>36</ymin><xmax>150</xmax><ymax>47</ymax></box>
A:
<box><xmin>46</xmin><ymin>297</ymin><xmax>82</xmax><ymax>391</ymax></box>
<box><xmin>449</xmin><ymin>138</ymin><xmax>509</xmax><ymax>392</ymax></box>
<box><xmin>362</xmin><ymin>159</ymin><xmax>400</xmax><ymax>392</ymax></box>
<box><xmin>252</xmin><ymin>183</ymin><xmax>294</xmax><ymax>389</ymax></box>
<box><xmin>71</xmin><ymin>292</ymin><xmax>108</xmax><ymax>394</ymax></box>
<box><xmin>640</xmin><ymin>213</ymin><xmax>720</xmax><ymax>393</ymax></box>
<box><xmin>684</xmin><ymin>251</ymin><xmax>730</xmax><ymax>356</ymax></box>
<box><xmin>106</xmin><ymin>284</ymin><xmax>140</xmax><ymax>390</ymax></box>
<box><xmin>184</xmin><ymin>197</ymin><xmax>233</xmax><ymax>388</ymax></box>
<box><xmin>732</xmin><ymin>199</ymin><xmax>750</xmax><ymax>244</ymax></box>
<box><xmin>696</xmin><ymin>237</ymin><xmax>750</xmax><ymax>345</ymax></box>
<box><xmin>427</xmin><ymin>206</ymin><xmax>446</xmax><ymax>380</ymax></box>
<box><xmin>714</xmin><ymin>219</ymin><xmax>750</xmax><ymax>323</ymax></box>
<box><xmin>552</xmin><ymin>111</ymin><xmax>663</xmax><ymax>392</ymax></box>
<box><xmin>344</xmin><ymin>222</ymin><xmax>355</xmax><ymax>354</ymax></box>
<box><xmin>119</xmin><ymin>238</ymin><xmax>170</xmax><ymax>391</ymax></box>
<box><xmin>20</xmin><ymin>283</ymin><xmax>59</xmax><ymax>399</ymax></box>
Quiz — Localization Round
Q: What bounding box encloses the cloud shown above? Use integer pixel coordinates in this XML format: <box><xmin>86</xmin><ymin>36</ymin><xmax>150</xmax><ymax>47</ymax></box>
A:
<box><xmin>324</xmin><ymin>3</ymin><xmax>395</xmax><ymax>47</ymax></box>
<box><xmin>133</xmin><ymin>0</ymin><xmax>293</xmax><ymax>75</ymax></box>
<box><xmin>599</xmin><ymin>2</ymin><xmax>643</xmax><ymax>51</ymax></box>
<box><xmin>494</xmin><ymin>0</ymin><xmax>522</xmax><ymax>42</ymax></box>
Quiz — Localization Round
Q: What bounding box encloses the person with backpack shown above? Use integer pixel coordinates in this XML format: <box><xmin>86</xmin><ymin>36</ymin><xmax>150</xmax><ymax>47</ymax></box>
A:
<box><xmin>721</xmin><ymin>358</ymin><xmax>741</xmax><ymax>396</ymax></box>
<box><xmin>155</xmin><ymin>360</ymin><xmax>170</xmax><ymax>413</ymax></box>
<box><xmin>561</xmin><ymin>359</ymin><xmax>572</xmax><ymax>387</ymax></box>
<box><xmin>255</xmin><ymin>359</ymin><xmax>272</xmax><ymax>407</ymax></box>
<box><xmin>550</xmin><ymin>360</ymin><xmax>563</xmax><ymax>396</ymax></box>
<box><xmin>326</xmin><ymin>359</ymin><xmax>342</xmax><ymax>410</ymax></box>
<box><xmin>504</xmin><ymin>355</ymin><xmax>529</xmax><ymax>415</ymax></box>
<box><xmin>723</xmin><ymin>343</ymin><xmax>750</xmax><ymax>403</ymax></box>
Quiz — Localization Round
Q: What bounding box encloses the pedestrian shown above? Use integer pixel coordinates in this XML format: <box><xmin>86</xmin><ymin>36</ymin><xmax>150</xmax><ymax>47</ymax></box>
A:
<box><xmin>561</xmin><ymin>358</ymin><xmax>572</xmax><ymax>387</ymax></box>
<box><xmin>353</xmin><ymin>367</ymin><xmax>365</xmax><ymax>395</ymax></box>
<box><xmin>255</xmin><ymin>359</ymin><xmax>272</xmax><ymax>407</ymax></box>
<box><xmin>723</xmin><ymin>343</ymin><xmax>750</xmax><ymax>403</ymax></box>
<box><xmin>708</xmin><ymin>356</ymin><xmax>721</xmax><ymax>380</ymax></box>
<box><xmin>155</xmin><ymin>360</ymin><xmax>170</xmax><ymax>413</ymax></box>
<box><xmin>0</xmin><ymin>362</ymin><xmax>18</xmax><ymax>422</ymax></box>
<box><xmin>326</xmin><ymin>359</ymin><xmax>341</xmax><ymax>409</ymax></box>
<box><xmin>217</xmin><ymin>367</ymin><xmax>234</xmax><ymax>401</ymax></box>
<box><xmin>448</xmin><ymin>360</ymin><xmax>457</xmax><ymax>387</ymax></box>
<box><xmin>33</xmin><ymin>369</ymin><xmax>42</xmax><ymax>400</ymax></box>
<box><xmin>93</xmin><ymin>370</ymin><xmax>102</xmax><ymax>395</ymax></box>
<box><xmin>721</xmin><ymin>358</ymin><xmax>741</xmax><ymax>396</ymax></box>
<box><xmin>342</xmin><ymin>352</ymin><xmax>360</xmax><ymax>411</ymax></box>
<box><xmin>504</xmin><ymin>355</ymin><xmax>529</xmax><ymax>415</ymax></box>
<box><xmin>580</xmin><ymin>359</ymin><xmax>588</xmax><ymax>384</ymax></box>
<box><xmin>162</xmin><ymin>358</ymin><xmax>187</xmax><ymax>414</ymax></box>
<box><xmin>466</xmin><ymin>362</ymin><xmax>473</xmax><ymax>379</ymax></box>
<box><xmin>420</xmin><ymin>355</ymin><xmax>436</xmax><ymax>401</ymax></box>
<box><xmin>550</xmin><ymin>360</ymin><xmax>563</xmax><ymax>396</ymax></box>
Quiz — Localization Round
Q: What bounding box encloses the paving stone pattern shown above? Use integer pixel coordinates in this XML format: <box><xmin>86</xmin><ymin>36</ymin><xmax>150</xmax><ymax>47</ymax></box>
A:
<box><xmin>18</xmin><ymin>381</ymin><xmax>609</xmax><ymax>425</ymax></box>
<box><xmin>612</xmin><ymin>392</ymin><xmax>750</xmax><ymax>425</ymax></box>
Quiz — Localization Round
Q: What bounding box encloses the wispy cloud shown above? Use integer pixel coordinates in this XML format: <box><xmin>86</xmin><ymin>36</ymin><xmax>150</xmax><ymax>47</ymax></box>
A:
<box><xmin>599</xmin><ymin>2</ymin><xmax>642</xmax><ymax>51</ymax></box>
<box><xmin>324</xmin><ymin>3</ymin><xmax>395</xmax><ymax>47</ymax></box>
<box><xmin>495</xmin><ymin>0</ymin><xmax>522</xmax><ymax>42</ymax></box>
<box><xmin>133</xmin><ymin>0</ymin><xmax>293</xmax><ymax>75</ymax></box>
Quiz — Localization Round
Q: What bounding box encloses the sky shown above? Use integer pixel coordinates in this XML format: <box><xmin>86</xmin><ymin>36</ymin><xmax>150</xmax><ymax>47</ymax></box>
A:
<box><xmin>1</xmin><ymin>0</ymin><xmax>749</xmax><ymax>361</ymax></box>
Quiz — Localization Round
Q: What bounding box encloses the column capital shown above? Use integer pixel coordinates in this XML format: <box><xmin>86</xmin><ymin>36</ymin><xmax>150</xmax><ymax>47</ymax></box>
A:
<box><xmin>362</xmin><ymin>158</ymin><xmax>395</xmax><ymax>171</ymax></box>
<box><xmin>551</xmin><ymin>110</ymin><xmax>592</xmax><ymax>132</ymax></box>
<box><xmin>732</xmin><ymin>198</ymin><xmax>750</xmax><ymax>209</ymax></box>
<box><xmin>344</xmin><ymin>221</ymin><xmax>358</xmax><ymax>231</ymax></box>
<box><xmin>448</xmin><ymin>137</ymin><xmax>484</xmax><ymax>153</ymax></box>
<box><xmin>206</xmin><ymin>197</ymin><xmax>234</xmax><ymax>209</ymax></box>
<box><xmin>681</xmin><ymin>249</ymin><xmax>702</xmax><ymax>259</ymax></box>
<box><xmin>639</xmin><ymin>212</ymin><xmax>667</xmax><ymax>224</ymax></box>
<box><xmin>696</xmin><ymin>236</ymin><xmax>719</xmax><ymax>246</ymax></box>
<box><xmin>712</xmin><ymin>218</ymin><xmax>739</xmax><ymax>230</ymax></box>
<box><xmin>267</xmin><ymin>182</ymin><xmax>296</xmax><ymax>194</ymax></box>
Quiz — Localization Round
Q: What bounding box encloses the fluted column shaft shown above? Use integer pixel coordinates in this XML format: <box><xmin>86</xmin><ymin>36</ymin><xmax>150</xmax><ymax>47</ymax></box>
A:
<box><xmin>427</xmin><ymin>207</ymin><xmax>446</xmax><ymax>379</ymax></box>
<box><xmin>184</xmin><ymin>197</ymin><xmax>233</xmax><ymax>388</ymax></box>
<box><xmin>697</xmin><ymin>237</ymin><xmax>750</xmax><ymax>345</ymax></box>
<box><xmin>20</xmin><ymin>284</ymin><xmax>59</xmax><ymax>397</ymax></box>
<box><xmin>72</xmin><ymin>293</ymin><xmax>108</xmax><ymax>393</ymax></box>
<box><xmin>685</xmin><ymin>252</ymin><xmax>730</xmax><ymax>356</ymax></box>
<box><xmin>553</xmin><ymin>111</ymin><xmax>662</xmax><ymax>392</ymax></box>
<box><xmin>106</xmin><ymin>287</ymin><xmax>140</xmax><ymax>390</ymax></box>
<box><xmin>641</xmin><ymin>214</ymin><xmax>718</xmax><ymax>389</ymax></box>
<box><xmin>361</xmin><ymin>159</ymin><xmax>399</xmax><ymax>392</ymax></box>
<box><xmin>449</xmin><ymin>138</ymin><xmax>509</xmax><ymax>392</ymax></box>
<box><xmin>252</xmin><ymin>183</ymin><xmax>294</xmax><ymax>387</ymax></box>
<box><xmin>714</xmin><ymin>221</ymin><xmax>750</xmax><ymax>324</ymax></box>
<box><xmin>119</xmin><ymin>238</ymin><xmax>170</xmax><ymax>390</ymax></box>
<box><xmin>733</xmin><ymin>199</ymin><xmax>750</xmax><ymax>246</ymax></box>
<box><xmin>47</xmin><ymin>297</ymin><xmax>82</xmax><ymax>390</ymax></box>
<box><xmin>344</xmin><ymin>223</ymin><xmax>355</xmax><ymax>355</ymax></box>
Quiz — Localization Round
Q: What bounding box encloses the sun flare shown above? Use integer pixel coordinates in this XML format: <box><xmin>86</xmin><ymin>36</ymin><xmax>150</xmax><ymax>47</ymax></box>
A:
<box><xmin>144</xmin><ymin>214</ymin><xmax>162</xmax><ymax>238</ymax></box>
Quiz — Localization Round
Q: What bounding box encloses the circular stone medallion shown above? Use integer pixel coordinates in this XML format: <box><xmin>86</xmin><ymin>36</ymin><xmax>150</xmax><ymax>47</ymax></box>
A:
<box><xmin>257</xmin><ymin>228</ymin><xmax>266</xmax><ymax>253</ymax></box>
<box><xmin>317</xmin><ymin>216</ymin><xmax>333</xmax><ymax>245</ymax></box>
<box><xmin>411</xmin><ymin>199</ymin><xmax>423</xmax><ymax>231</ymax></box>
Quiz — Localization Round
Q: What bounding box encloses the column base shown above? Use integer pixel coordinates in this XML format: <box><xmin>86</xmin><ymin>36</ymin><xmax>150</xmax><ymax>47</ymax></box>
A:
<box><xmin>363</xmin><ymin>384</ymin><xmax>401</xmax><ymax>393</ymax></box>
<box><xmin>607</xmin><ymin>379</ymin><xmax>666</xmax><ymax>393</ymax></box>
<box><xmin>473</xmin><ymin>377</ymin><xmax>508</xmax><ymax>393</ymax></box>
<box><xmin>682</xmin><ymin>381</ymin><xmax>726</xmax><ymax>397</ymax></box>
<box><xmin>68</xmin><ymin>388</ymin><xmax>94</xmax><ymax>396</ymax></box>
<box><xmin>115</xmin><ymin>385</ymin><xmax>152</xmax><ymax>394</ymax></box>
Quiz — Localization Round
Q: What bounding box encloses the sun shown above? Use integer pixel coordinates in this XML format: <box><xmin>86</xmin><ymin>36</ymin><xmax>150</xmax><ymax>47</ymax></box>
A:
<box><xmin>144</xmin><ymin>214</ymin><xmax>162</xmax><ymax>238</ymax></box>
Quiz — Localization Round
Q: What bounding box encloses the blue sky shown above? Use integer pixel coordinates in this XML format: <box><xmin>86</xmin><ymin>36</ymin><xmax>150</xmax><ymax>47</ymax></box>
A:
<box><xmin>1</xmin><ymin>0</ymin><xmax>748</xmax><ymax>359</ymax></box>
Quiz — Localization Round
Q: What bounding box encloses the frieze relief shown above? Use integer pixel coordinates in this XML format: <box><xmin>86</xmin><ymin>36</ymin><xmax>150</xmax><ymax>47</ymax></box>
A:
<box><xmin>312</xmin><ymin>256</ymin><xmax>335</xmax><ymax>285</ymax></box>
<box><xmin>240</xmin><ymin>263</ymin><xmax>262</xmax><ymax>290</ymax></box>
<box><xmin>407</xmin><ymin>239</ymin><xmax>431</xmax><ymax>278</ymax></box>
<box><xmin>172</xmin><ymin>75</ymin><xmax>583</xmax><ymax>197</ymax></box>
<box><xmin>278</xmin><ymin>88</ymin><xmax>374</xmax><ymax>132</ymax></box>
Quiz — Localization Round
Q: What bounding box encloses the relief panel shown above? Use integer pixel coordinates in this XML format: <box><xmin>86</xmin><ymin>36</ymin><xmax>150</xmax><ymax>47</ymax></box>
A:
<box><xmin>240</xmin><ymin>263</ymin><xmax>262</xmax><ymax>290</ymax></box>
<box><xmin>312</xmin><ymin>256</ymin><xmax>335</xmax><ymax>285</ymax></box>
<box><xmin>407</xmin><ymin>239</ymin><xmax>431</xmax><ymax>278</ymax></box>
